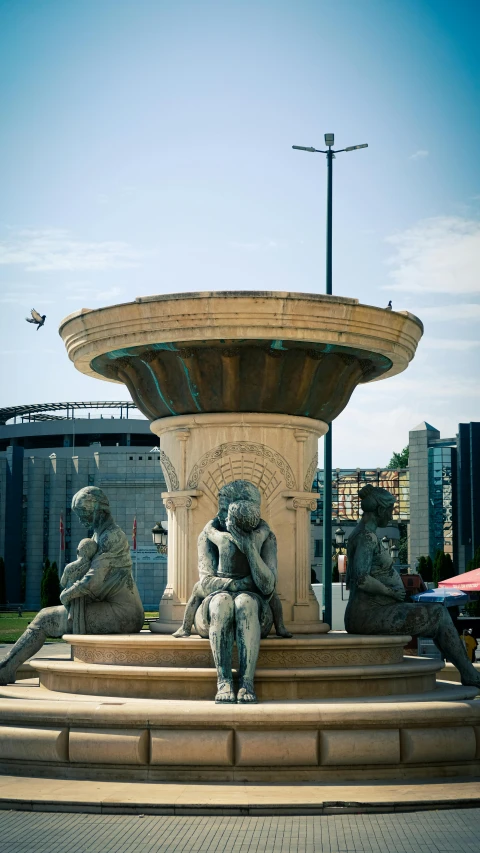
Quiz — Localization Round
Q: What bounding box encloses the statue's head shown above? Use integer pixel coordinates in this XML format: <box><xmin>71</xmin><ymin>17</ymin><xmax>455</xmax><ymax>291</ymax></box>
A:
<box><xmin>359</xmin><ymin>484</ymin><xmax>395</xmax><ymax>527</ymax></box>
<box><xmin>77</xmin><ymin>538</ymin><xmax>98</xmax><ymax>561</ymax></box>
<box><xmin>227</xmin><ymin>499</ymin><xmax>261</xmax><ymax>532</ymax></box>
<box><xmin>217</xmin><ymin>480</ymin><xmax>261</xmax><ymax>528</ymax></box>
<box><xmin>72</xmin><ymin>486</ymin><xmax>111</xmax><ymax>528</ymax></box>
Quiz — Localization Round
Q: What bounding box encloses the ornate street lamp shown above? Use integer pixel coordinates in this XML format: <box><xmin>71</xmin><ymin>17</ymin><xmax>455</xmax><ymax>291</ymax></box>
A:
<box><xmin>390</xmin><ymin>542</ymin><xmax>400</xmax><ymax>564</ymax></box>
<box><xmin>334</xmin><ymin>527</ymin><xmax>346</xmax><ymax>549</ymax></box>
<box><xmin>152</xmin><ymin>521</ymin><xmax>168</xmax><ymax>554</ymax></box>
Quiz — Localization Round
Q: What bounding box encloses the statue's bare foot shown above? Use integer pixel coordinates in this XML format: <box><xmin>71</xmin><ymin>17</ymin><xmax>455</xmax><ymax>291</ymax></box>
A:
<box><xmin>275</xmin><ymin>627</ymin><xmax>293</xmax><ymax>639</ymax></box>
<box><xmin>215</xmin><ymin>680</ymin><xmax>236</xmax><ymax>704</ymax></box>
<box><xmin>237</xmin><ymin>679</ymin><xmax>258</xmax><ymax>704</ymax></box>
<box><xmin>172</xmin><ymin>627</ymin><xmax>191</xmax><ymax>638</ymax></box>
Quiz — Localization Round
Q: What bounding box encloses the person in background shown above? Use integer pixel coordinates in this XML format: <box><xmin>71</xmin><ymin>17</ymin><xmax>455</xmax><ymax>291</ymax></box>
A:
<box><xmin>462</xmin><ymin>629</ymin><xmax>478</xmax><ymax>663</ymax></box>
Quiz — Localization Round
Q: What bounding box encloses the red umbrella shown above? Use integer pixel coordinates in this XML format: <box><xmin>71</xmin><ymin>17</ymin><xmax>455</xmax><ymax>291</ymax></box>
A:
<box><xmin>439</xmin><ymin>567</ymin><xmax>480</xmax><ymax>592</ymax></box>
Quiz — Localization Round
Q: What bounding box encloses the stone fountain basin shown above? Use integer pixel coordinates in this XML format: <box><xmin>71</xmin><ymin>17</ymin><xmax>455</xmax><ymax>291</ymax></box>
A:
<box><xmin>59</xmin><ymin>292</ymin><xmax>423</xmax><ymax>422</ymax></box>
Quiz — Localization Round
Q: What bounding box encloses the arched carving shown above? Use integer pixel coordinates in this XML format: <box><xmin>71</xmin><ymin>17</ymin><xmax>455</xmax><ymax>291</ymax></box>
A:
<box><xmin>159</xmin><ymin>450</ymin><xmax>180</xmax><ymax>491</ymax></box>
<box><xmin>303</xmin><ymin>452</ymin><xmax>319</xmax><ymax>491</ymax></box>
<box><xmin>186</xmin><ymin>441</ymin><xmax>296</xmax><ymax>504</ymax></box>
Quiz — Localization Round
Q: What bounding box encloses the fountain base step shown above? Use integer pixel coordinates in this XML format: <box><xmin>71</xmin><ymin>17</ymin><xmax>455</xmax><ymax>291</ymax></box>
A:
<box><xmin>0</xmin><ymin>682</ymin><xmax>479</xmax><ymax>782</ymax></box>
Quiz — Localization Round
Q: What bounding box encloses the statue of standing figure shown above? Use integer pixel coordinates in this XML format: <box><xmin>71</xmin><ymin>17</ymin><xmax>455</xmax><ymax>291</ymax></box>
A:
<box><xmin>176</xmin><ymin>480</ymin><xmax>290</xmax><ymax>704</ymax></box>
<box><xmin>345</xmin><ymin>484</ymin><xmax>480</xmax><ymax>689</ymax></box>
<box><xmin>0</xmin><ymin>486</ymin><xmax>145</xmax><ymax>686</ymax></box>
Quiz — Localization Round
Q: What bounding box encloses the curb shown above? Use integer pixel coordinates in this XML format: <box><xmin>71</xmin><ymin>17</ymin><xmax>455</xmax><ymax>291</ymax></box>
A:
<box><xmin>1</xmin><ymin>797</ymin><xmax>480</xmax><ymax>816</ymax></box>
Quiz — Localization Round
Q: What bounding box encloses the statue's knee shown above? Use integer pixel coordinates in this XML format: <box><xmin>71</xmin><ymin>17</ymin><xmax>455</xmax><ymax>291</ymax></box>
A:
<box><xmin>209</xmin><ymin>593</ymin><xmax>234</xmax><ymax>620</ymax></box>
<box><xmin>234</xmin><ymin>594</ymin><xmax>258</xmax><ymax>617</ymax></box>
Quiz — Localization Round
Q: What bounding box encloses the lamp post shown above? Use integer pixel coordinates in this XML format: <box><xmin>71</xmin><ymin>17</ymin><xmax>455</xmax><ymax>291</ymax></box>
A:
<box><xmin>152</xmin><ymin>521</ymin><xmax>168</xmax><ymax>554</ymax></box>
<box><xmin>292</xmin><ymin>134</ymin><xmax>368</xmax><ymax>627</ymax></box>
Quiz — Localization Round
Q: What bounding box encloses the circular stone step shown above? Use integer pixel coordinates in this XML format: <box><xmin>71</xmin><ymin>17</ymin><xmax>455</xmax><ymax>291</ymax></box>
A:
<box><xmin>67</xmin><ymin>632</ymin><xmax>411</xmax><ymax>670</ymax></box>
<box><xmin>34</xmin><ymin>656</ymin><xmax>441</xmax><ymax>701</ymax></box>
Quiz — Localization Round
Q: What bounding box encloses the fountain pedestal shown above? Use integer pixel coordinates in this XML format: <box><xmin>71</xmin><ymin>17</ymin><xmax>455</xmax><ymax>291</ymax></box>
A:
<box><xmin>59</xmin><ymin>290</ymin><xmax>424</xmax><ymax>636</ymax></box>
<box><xmin>151</xmin><ymin>412</ymin><xmax>327</xmax><ymax>633</ymax></box>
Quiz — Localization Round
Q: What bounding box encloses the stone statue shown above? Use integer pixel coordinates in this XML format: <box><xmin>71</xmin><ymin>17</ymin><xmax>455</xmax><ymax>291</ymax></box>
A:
<box><xmin>177</xmin><ymin>480</ymin><xmax>284</xmax><ymax>704</ymax></box>
<box><xmin>0</xmin><ymin>486</ymin><xmax>144</xmax><ymax>686</ymax></box>
<box><xmin>345</xmin><ymin>484</ymin><xmax>480</xmax><ymax>688</ymax></box>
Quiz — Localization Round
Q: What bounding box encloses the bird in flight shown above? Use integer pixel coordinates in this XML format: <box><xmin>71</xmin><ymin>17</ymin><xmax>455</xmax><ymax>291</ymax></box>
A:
<box><xmin>25</xmin><ymin>308</ymin><xmax>47</xmax><ymax>330</ymax></box>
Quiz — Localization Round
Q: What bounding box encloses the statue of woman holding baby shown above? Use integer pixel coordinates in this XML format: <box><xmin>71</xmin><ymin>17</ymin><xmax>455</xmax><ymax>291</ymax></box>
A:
<box><xmin>346</xmin><ymin>483</ymin><xmax>480</xmax><ymax>688</ymax></box>
<box><xmin>0</xmin><ymin>486</ymin><xmax>144</xmax><ymax>685</ymax></box>
<box><xmin>175</xmin><ymin>480</ymin><xmax>288</xmax><ymax>704</ymax></box>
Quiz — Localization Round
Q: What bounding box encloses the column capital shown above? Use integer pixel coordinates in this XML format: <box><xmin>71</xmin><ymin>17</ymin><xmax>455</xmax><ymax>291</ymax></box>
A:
<box><xmin>283</xmin><ymin>491</ymin><xmax>318</xmax><ymax>511</ymax></box>
<box><xmin>161</xmin><ymin>490</ymin><xmax>201</xmax><ymax>511</ymax></box>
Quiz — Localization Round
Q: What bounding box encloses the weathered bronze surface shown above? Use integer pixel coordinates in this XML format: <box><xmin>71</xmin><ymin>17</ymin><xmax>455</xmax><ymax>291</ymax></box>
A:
<box><xmin>91</xmin><ymin>339</ymin><xmax>391</xmax><ymax>422</ymax></box>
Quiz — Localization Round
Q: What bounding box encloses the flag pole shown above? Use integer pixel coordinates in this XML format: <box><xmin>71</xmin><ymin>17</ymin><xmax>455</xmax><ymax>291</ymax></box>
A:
<box><xmin>132</xmin><ymin>516</ymin><xmax>137</xmax><ymax>582</ymax></box>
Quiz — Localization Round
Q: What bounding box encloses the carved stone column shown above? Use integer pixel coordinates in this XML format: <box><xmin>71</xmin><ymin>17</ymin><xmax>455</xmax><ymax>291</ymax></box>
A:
<box><xmin>151</xmin><ymin>490</ymin><xmax>200</xmax><ymax>633</ymax></box>
<box><xmin>285</xmin><ymin>493</ymin><xmax>325</xmax><ymax>627</ymax></box>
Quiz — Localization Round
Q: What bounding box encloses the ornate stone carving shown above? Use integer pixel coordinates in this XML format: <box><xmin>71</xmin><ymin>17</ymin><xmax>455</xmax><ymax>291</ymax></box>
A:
<box><xmin>187</xmin><ymin>442</ymin><xmax>296</xmax><ymax>490</ymax></box>
<box><xmin>287</xmin><ymin>496</ymin><xmax>317</xmax><ymax>511</ymax></box>
<box><xmin>164</xmin><ymin>495</ymin><xmax>196</xmax><ymax>512</ymax></box>
<box><xmin>72</xmin><ymin>641</ymin><xmax>403</xmax><ymax>669</ymax></box>
<box><xmin>303</xmin><ymin>453</ymin><xmax>319</xmax><ymax>491</ymax></box>
<box><xmin>159</xmin><ymin>450</ymin><xmax>180</xmax><ymax>491</ymax></box>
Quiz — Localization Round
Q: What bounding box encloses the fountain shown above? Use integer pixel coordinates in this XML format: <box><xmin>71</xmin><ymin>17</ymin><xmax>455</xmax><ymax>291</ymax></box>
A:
<box><xmin>0</xmin><ymin>290</ymin><xmax>479</xmax><ymax>783</ymax></box>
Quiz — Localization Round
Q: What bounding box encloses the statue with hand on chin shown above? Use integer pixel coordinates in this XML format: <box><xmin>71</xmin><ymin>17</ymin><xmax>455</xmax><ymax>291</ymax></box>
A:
<box><xmin>177</xmin><ymin>480</ymin><xmax>289</xmax><ymax>704</ymax></box>
<box><xmin>345</xmin><ymin>484</ymin><xmax>480</xmax><ymax>689</ymax></box>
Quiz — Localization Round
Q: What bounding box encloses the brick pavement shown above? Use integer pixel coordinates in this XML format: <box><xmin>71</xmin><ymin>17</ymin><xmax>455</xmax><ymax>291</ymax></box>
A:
<box><xmin>1</xmin><ymin>808</ymin><xmax>479</xmax><ymax>853</ymax></box>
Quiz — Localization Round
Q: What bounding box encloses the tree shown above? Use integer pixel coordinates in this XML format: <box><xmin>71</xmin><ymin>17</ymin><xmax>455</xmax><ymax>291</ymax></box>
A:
<box><xmin>466</xmin><ymin>546</ymin><xmax>480</xmax><ymax>574</ymax></box>
<box><xmin>386</xmin><ymin>446</ymin><xmax>409</xmax><ymax>469</ymax></box>
<box><xmin>40</xmin><ymin>559</ymin><xmax>61</xmax><ymax>608</ymax></box>
<box><xmin>433</xmin><ymin>550</ymin><xmax>454</xmax><ymax>586</ymax></box>
<box><xmin>417</xmin><ymin>554</ymin><xmax>433</xmax><ymax>582</ymax></box>
<box><xmin>0</xmin><ymin>557</ymin><xmax>6</xmax><ymax>605</ymax></box>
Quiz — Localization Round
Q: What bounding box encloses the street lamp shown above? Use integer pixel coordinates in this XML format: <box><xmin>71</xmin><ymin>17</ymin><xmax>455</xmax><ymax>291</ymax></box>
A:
<box><xmin>390</xmin><ymin>542</ymin><xmax>399</xmax><ymax>563</ymax></box>
<box><xmin>334</xmin><ymin>526</ymin><xmax>346</xmax><ymax>549</ymax></box>
<box><xmin>152</xmin><ymin>521</ymin><xmax>168</xmax><ymax>554</ymax></box>
<box><xmin>381</xmin><ymin>535</ymin><xmax>390</xmax><ymax>551</ymax></box>
<box><xmin>293</xmin><ymin>133</ymin><xmax>368</xmax><ymax>628</ymax></box>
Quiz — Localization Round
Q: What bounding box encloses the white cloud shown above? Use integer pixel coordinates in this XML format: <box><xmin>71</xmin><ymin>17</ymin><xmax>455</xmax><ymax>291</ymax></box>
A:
<box><xmin>65</xmin><ymin>284</ymin><xmax>125</xmax><ymax>303</ymax></box>
<box><xmin>385</xmin><ymin>216</ymin><xmax>480</xmax><ymax>294</ymax></box>
<box><xmin>409</xmin><ymin>150</ymin><xmax>429</xmax><ymax>160</ymax></box>
<box><xmin>229</xmin><ymin>239</ymin><xmax>281</xmax><ymax>251</ymax></box>
<box><xmin>0</xmin><ymin>229</ymin><xmax>144</xmax><ymax>272</ymax></box>
<box><xmin>419</xmin><ymin>302</ymin><xmax>480</xmax><ymax>321</ymax></box>
<box><xmin>422</xmin><ymin>338</ymin><xmax>480</xmax><ymax>351</ymax></box>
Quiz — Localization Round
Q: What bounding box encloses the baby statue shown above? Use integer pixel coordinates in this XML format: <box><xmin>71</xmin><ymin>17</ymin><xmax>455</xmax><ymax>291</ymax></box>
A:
<box><xmin>173</xmin><ymin>499</ymin><xmax>292</xmax><ymax>638</ymax></box>
<box><xmin>60</xmin><ymin>538</ymin><xmax>98</xmax><ymax>634</ymax></box>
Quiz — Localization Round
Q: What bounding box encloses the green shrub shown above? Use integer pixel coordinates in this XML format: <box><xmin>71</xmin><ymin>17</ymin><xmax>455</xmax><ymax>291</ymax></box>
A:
<box><xmin>0</xmin><ymin>557</ymin><xmax>6</xmax><ymax>605</ymax></box>
<box><xmin>40</xmin><ymin>559</ymin><xmax>61</xmax><ymax>608</ymax></box>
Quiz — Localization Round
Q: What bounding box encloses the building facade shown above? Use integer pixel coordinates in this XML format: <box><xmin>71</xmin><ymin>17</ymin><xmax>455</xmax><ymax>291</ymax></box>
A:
<box><xmin>408</xmin><ymin>421</ymin><xmax>479</xmax><ymax>573</ymax></box>
<box><xmin>0</xmin><ymin>403</ymin><xmax>168</xmax><ymax>608</ymax></box>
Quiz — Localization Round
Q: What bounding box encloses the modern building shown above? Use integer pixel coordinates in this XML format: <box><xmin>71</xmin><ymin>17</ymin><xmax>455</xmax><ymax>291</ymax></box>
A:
<box><xmin>409</xmin><ymin>421</ymin><xmax>480</xmax><ymax>573</ymax></box>
<box><xmin>0</xmin><ymin>402</ymin><xmax>168</xmax><ymax>609</ymax></box>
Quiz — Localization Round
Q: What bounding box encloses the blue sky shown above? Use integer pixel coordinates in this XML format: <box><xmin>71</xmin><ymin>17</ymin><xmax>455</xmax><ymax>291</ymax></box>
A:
<box><xmin>0</xmin><ymin>0</ymin><xmax>479</xmax><ymax>466</ymax></box>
